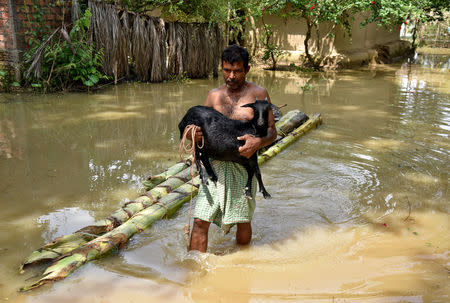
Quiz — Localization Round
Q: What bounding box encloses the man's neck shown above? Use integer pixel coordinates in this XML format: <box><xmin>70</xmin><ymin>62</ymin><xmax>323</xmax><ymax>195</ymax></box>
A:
<box><xmin>226</xmin><ymin>81</ymin><xmax>248</xmax><ymax>95</ymax></box>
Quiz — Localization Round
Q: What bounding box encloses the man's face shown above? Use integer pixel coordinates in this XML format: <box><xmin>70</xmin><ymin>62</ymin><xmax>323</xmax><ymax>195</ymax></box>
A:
<box><xmin>222</xmin><ymin>60</ymin><xmax>249</xmax><ymax>90</ymax></box>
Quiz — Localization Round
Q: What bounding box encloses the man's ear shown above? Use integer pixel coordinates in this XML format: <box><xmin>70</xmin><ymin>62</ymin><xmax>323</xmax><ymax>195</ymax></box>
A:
<box><xmin>245</xmin><ymin>65</ymin><xmax>250</xmax><ymax>73</ymax></box>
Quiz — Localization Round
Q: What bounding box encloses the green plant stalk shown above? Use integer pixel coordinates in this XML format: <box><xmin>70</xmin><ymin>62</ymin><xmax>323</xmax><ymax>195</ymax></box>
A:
<box><xmin>258</xmin><ymin>113</ymin><xmax>322</xmax><ymax>166</ymax></box>
<box><xmin>143</xmin><ymin>161</ymin><xmax>190</xmax><ymax>191</ymax></box>
<box><xmin>20</xmin><ymin>113</ymin><xmax>322</xmax><ymax>291</ymax></box>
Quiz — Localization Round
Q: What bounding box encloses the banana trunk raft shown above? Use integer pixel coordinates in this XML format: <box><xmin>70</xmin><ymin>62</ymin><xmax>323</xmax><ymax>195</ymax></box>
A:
<box><xmin>20</xmin><ymin>109</ymin><xmax>308</xmax><ymax>271</ymax></box>
<box><xmin>19</xmin><ymin>111</ymin><xmax>322</xmax><ymax>291</ymax></box>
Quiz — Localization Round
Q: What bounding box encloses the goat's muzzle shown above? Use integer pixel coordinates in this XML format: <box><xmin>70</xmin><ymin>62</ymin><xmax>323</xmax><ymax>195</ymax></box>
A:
<box><xmin>257</xmin><ymin>118</ymin><xmax>265</xmax><ymax>127</ymax></box>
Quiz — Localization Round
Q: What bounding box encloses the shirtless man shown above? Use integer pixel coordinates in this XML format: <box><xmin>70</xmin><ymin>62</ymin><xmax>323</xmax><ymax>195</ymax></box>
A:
<box><xmin>189</xmin><ymin>45</ymin><xmax>277</xmax><ymax>252</ymax></box>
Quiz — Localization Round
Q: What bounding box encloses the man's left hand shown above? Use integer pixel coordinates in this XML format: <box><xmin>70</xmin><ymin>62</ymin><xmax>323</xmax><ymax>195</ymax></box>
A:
<box><xmin>237</xmin><ymin>134</ymin><xmax>261</xmax><ymax>159</ymax></box>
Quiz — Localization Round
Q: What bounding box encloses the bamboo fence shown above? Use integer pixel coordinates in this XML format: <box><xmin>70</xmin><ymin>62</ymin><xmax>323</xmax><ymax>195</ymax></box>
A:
<box><xmin>89</xmin><ymin>0</ymin><xmax>223</xmax><ymax>82</ymax></box>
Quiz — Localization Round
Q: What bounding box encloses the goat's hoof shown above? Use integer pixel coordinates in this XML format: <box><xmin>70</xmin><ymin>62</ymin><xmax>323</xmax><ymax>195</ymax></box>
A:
<box><xmin>245</xmin><ymin>188</ymin><xmax>253</xmax><ymax>199</ymax></box>
<box><xmin>211</xmin><ymin>176</ymin><xmax>218</xmax><ymax>184</ymax></box>
<box><xmin>262</xmin><ymin>191</ymin><xmax>271</xmax><ymax>199</ymax></box>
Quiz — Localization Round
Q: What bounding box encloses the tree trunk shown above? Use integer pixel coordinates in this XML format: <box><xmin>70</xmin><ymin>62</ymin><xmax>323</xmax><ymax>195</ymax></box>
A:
<box><xmin>304</xmin><ymin>17</ymin><xmax>314</xmax><ymax>68</ymax></box>
<box><xmin>247</xmin><ymin>9</ymin><xmax>258</xmax><ymax>57</ymax></box>
<box><xmin>411</xmin><ymin>19</ymin><xmax>418</xmax><ymax>51</ymax></box>
<box><xmin>20</xmin><ymin>113</ymin><xmax>322</xmax><ymax>291</ymax></box>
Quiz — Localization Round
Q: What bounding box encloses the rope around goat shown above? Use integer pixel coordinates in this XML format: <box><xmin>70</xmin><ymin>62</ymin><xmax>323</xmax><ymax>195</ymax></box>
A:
<box><xmin>179</xmin><ymin>125</ymin><xmax>204</xmax><ymax>250</ymax></box>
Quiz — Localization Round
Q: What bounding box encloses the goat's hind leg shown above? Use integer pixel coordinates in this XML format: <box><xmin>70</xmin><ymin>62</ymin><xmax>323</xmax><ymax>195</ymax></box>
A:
<box><xmin>250</xmin><ymin>155</ymin><xmax>271</xmax><ymax>199</ymax></box>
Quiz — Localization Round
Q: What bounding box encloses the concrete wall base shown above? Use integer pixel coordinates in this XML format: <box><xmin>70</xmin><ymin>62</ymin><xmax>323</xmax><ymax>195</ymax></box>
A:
<box><xmin>273</xmin><ymin>40</ymin><xmax>411</xmax><ymax>69</ymax></box>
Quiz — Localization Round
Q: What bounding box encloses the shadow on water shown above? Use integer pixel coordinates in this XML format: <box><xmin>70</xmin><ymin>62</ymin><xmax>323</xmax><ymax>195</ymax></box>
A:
<box><xmin>0</xmin><ymin>52</ymin><xmax>449</xmax><ymax>302</ymax></box>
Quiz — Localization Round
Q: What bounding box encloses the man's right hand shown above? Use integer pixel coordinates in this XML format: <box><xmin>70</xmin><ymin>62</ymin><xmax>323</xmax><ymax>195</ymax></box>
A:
<box><xmin>186</xmin><ymin>125</ymin><xmax>203</xmax><ymax>143</ymax></box>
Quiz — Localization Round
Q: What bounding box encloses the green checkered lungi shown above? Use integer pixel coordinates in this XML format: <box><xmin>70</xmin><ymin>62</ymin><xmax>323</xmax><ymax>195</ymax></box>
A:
<box><xmin>194</xmin><ymin>160</ymin><xmax>257</xmax><ymax>233</ymax></box>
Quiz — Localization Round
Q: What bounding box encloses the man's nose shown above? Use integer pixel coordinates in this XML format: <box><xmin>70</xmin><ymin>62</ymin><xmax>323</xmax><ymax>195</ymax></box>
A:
<box><xmin>229</xmin><ymin>71</ymin><xmax>236</xmax><ymax>78</ymax></box>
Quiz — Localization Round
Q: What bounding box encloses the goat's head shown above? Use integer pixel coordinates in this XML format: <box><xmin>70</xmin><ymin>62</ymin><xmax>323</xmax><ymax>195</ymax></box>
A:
<box><xmin>241</xmin><ymin>98</ymin><xmax>271</xmax><ymax>136</ymax></box>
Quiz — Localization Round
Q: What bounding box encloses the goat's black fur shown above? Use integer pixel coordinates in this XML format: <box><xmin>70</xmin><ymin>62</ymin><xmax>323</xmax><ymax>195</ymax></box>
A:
<box><xmin>178</xmin><ymin>99</ymin><xmax>271</xmax><ymax>199</ymax></box>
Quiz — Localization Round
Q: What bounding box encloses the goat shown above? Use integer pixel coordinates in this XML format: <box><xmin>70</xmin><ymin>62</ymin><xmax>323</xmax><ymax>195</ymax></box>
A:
<box><xmin>178</xmin><ymin>99</ymin><xmax>272</xmax><ymax>199</ymax></box>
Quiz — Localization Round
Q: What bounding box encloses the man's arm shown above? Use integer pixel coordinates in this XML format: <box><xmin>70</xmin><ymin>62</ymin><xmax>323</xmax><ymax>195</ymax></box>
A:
<box><xmin>237</xmin><ymin>90</ymin><xmax>277</xmax><ymax>158</ymax></box>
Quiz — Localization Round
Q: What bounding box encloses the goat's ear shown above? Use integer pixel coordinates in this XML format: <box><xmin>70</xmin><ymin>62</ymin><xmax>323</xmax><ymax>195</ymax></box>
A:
<box><xmin>241</xmin><ymin>103</ymin><xmax>254</xmax><ymax>108</ymax></box>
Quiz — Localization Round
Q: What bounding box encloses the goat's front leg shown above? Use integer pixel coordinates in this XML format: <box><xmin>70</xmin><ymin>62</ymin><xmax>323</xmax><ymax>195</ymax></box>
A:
<box><xmin>242</xmin><ymin>162</ymin><xmax>256</xmax><ymax>199</ymax></box>
<box><xmin>198</xmin><ymin>151</ymin><xmax>217</xmax><ymax>184</ymax></box>
<box><xmin>250</xmin><ymin>155</ymin><xmax>271</xmax><ymax>199</ymax></box>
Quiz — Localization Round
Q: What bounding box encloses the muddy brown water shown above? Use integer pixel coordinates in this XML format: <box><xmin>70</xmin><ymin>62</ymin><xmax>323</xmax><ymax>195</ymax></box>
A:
<box><xmin>0</xmin><ymin>51</ymin><xmax>449</xmax><ymax>302</ymax></box>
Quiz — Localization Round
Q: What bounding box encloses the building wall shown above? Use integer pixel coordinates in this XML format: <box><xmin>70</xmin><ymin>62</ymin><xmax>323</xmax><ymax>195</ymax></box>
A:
<box><xmin>251</xmin><ymin>12</ymin><xmax>403</xmax><ymax>63</ymax></box>
<box><xmin>0</xmin><ymin>0</ymin><xmax>67</xmax><ymax>73</ymax></box>
<box><xmin>0</xmin><ymin>0</ymin><xmax>15</xmax><ymax>69</ymax></box>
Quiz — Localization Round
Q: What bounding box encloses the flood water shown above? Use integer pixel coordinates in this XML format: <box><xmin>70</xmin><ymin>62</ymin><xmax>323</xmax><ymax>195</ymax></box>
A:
<box><xmin>0</xmin><ymin>50</ymin><xmax>449</xmax><ymax>302</ymax></box>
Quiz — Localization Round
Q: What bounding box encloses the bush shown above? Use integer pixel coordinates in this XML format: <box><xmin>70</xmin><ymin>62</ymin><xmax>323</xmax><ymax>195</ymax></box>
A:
<box><xmin>0</xmin><ymin>69</ymin><xmax>20</xmax><ymax>92</ymax></box>
<box><xmin>23</xmin><ymin>9</ymin><xmax>107</xmax><ymax>92</ymax></box>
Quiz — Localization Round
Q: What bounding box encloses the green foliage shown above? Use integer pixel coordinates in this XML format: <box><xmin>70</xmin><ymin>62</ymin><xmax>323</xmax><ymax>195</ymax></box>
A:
<box><xmin>260</xmin><ymin>24</ymin><xmax>284</xmax><ymax>69</ymax></box>
<box><xmin>22</xmin><ymin>0</ymin><xmax>52</xmax><ymax>47</ymax></box>
<box><xmin>0</xmin><ymin>69</ymin><xmax>20</xmax><ymax>92</ymax></box>
<box><xmin>165</xmin><ymin>71</ymin><xmax>191</xmax><ymax>83</ymax></box>
<box><xmin>359</xmin><ymin>0</ymin><xmax>449</xmax><ymax>28</ymax></box>
<box><xmin>356</xmin><ymin>0</ymin><xmax>449</xmax><ymax>49</ymax></box>
<box><xmin>119</xmin><ymin>0</ymin><xmax>228</xmax><ymax>22</ymax></box>
<box><xmin>23</xmin><ymin>8</ymin><xmax>107</xmax><ymax>92</ymax></box>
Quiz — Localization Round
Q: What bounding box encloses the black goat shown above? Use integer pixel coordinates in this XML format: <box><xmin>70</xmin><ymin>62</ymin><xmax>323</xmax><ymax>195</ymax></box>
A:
<box><xmin>178</xmin><ymin>99</ymin><xmax>271</xmax><ymax>199</ymax></box>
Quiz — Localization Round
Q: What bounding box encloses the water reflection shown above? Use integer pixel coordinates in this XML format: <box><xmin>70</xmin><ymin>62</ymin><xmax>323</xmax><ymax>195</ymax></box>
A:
<box><xmin>0</xmin><ymin>119</ymin><xmax>22</xmax><ymax>159</ymax></box>
<box><xmin>410</xmin><ymin>52</ymin><xmax>450</xmax><ymax>70</ymax></box>
<box><xmin>37</xmin><ymin>207</ymin><xmax>96</xmax><ymax>241</ymax></box>
<box><xmin>87</xmin><ymin>158</ymin><xmax>143</xmax><ymax>191</ymax></box>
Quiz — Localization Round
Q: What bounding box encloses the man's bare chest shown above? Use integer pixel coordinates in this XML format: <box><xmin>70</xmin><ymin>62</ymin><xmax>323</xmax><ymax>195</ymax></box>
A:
<box><xmin>216</xmin><ymin>97</ymin><xmax>254</xmax><ymax>121</ymax></box>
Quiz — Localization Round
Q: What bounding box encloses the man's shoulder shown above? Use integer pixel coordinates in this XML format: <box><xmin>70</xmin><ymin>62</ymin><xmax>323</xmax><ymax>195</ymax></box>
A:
<box><xmin>208</xmin><ymin>84</ymin><xmax>227</xmax><ymax>97</ymax></box>
<box><xmin>205</xmin><ymin>85</ymin><xmax>226</xmax><ymax>106</ymax></box>
<box><xmin>246</xmin><ymin>81</ymin><xmax>269</xmax><ymax>98</ymax></box>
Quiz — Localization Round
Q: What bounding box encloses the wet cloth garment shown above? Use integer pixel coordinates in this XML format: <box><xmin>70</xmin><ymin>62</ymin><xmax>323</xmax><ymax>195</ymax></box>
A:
<box><xmin>194</xmin><ymin>160</ymin><xmax>257</xmax><ymax>233</ymax></box>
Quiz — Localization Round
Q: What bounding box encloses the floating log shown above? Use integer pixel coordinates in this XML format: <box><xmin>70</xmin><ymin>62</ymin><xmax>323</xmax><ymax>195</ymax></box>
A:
<box><xmin>258</xmin><ymin>113</ymin><xmax>322</xmax><ymax>166</ymax></box>
<box><xmin>276</xmin><ymin>110</ymin><xmax>309</xmax><ymax>136</ymax></box>
<box><xmin>20</xmin><ymin>110</ymin><xmax>307</xmax><ymax>271</ymax></box>
<box><xmin>142</xmin><ymin>161</ymin><xmax>190</xmax><ymax>191</ymax></box>
<box><xmin>20</xmin><ymin>113</ymin><xmax>321</xmax><ymax>291</ymax></box>
<box><xmin>20</xmin><ymin>166</ymin><xmax>193</xmax><ymax>271</ymax></box>
<box><xmin>20</xmin><ymin>178</ymin><xmax>201</xmax><ymax>292</ymax></box>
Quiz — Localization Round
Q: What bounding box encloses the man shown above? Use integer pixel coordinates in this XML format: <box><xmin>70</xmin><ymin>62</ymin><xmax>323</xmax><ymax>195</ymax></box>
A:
<box><xmin>189</xmin><ymin>45</ymin><xmax>277</xmax><ymax>252</ymax></box>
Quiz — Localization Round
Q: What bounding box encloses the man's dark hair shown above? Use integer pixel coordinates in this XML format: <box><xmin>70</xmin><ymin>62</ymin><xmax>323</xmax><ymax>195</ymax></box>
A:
<box><xmin>221</xmin><ymin>44</ymin><xmax>250</xmax><ymax>69</ymax></box>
